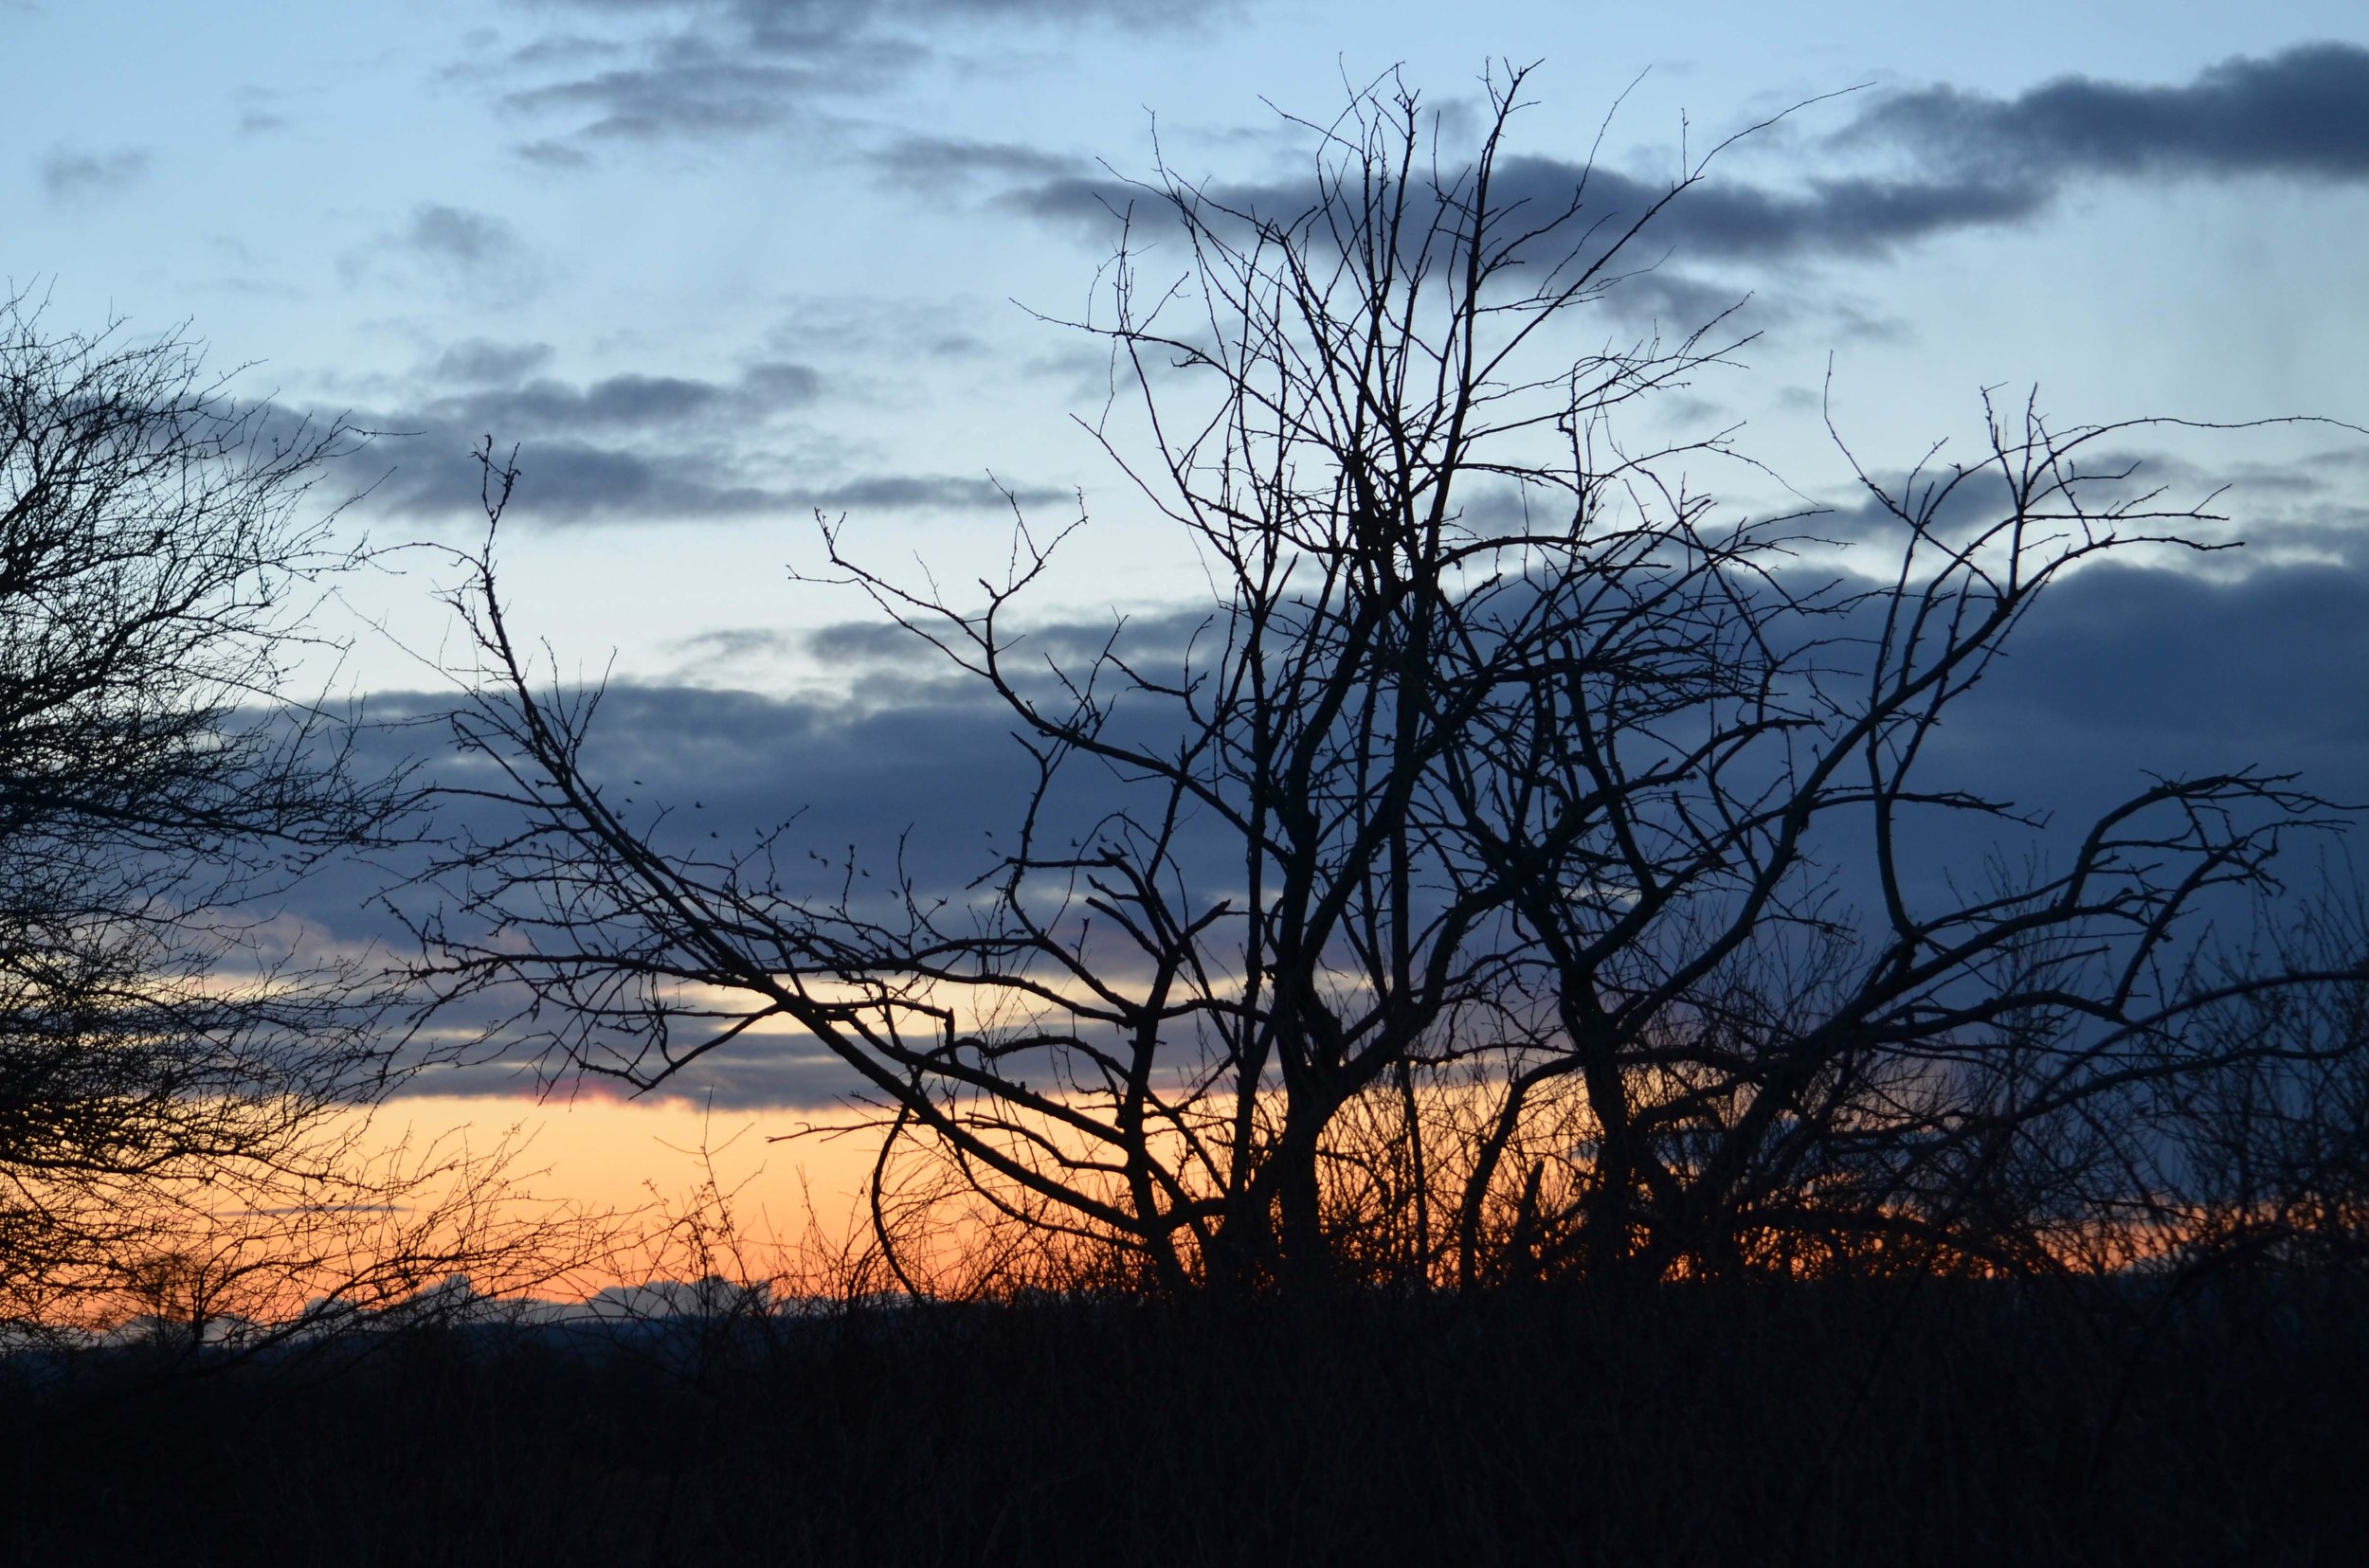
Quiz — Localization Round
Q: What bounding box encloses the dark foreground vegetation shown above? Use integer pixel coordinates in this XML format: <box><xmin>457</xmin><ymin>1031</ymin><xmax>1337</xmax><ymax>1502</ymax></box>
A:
<box><xmin>6</xmin><ymin>1275</ymin><xmax>2365</xmax><ymax>1567</ymax></box>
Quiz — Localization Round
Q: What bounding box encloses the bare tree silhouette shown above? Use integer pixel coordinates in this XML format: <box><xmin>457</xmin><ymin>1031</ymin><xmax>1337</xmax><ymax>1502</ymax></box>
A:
<box><xmin>413</xmin><ymin>67</ymin><xmax>2366</xmax><ymax>1294</ymax></box>
<box><xmin>0</xmin><ymin>295</ymin><xmax>598</xmax><ymax>1338</ymax></box>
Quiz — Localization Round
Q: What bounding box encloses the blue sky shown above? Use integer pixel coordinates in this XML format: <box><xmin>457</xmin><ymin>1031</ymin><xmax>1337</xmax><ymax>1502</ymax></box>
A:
<box><xmin>9</xmin><ymin>1</ymin><xmax>2369</xmax><ymax>1108</ymax></box>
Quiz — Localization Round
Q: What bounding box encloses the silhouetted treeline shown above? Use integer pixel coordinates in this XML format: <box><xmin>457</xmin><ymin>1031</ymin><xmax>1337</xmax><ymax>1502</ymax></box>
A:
<box><xmin>6</xmin><ymin>1274</ymin><xmax>2365</xmax><ymax>1566</ymax></box>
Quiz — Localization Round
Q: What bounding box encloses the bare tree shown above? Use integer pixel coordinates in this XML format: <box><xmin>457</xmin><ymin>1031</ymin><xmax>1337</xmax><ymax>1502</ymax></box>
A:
<box><xmin>2134</xmin><ymin>884</ymin><xmax>2369</xmax><ymax>1275</ymax></box>
<box><xmin>0</xmin><ymin>294</ymin><xmax>448</xmax><ymax>1329</ymax></box>
<box><xmin>416</xmin><ymin>68</ymin><xmax>2364</xmax><ymax>1294</ymax></box>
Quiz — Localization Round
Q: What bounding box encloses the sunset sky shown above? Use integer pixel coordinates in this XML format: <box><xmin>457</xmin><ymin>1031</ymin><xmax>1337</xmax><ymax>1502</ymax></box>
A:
<box><xmin>9</xmin><ymin>1</ymin><xmax>2369</xmax><ymax>1231</ymax></box>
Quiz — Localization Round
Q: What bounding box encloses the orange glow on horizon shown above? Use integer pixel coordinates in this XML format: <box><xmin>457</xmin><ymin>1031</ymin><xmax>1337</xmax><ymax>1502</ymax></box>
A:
<box><xmin>345</xmin><ymin>1092</ymin><xmax>893</xmax><ymax>1295</ymax></box>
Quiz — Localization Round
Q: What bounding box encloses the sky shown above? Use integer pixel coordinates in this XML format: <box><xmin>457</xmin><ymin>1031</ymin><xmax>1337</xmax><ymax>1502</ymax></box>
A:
<box><xmin>9</xmin><ymin>1</ymin><xmax>2369</xmax><ymax>1218</ymax></box>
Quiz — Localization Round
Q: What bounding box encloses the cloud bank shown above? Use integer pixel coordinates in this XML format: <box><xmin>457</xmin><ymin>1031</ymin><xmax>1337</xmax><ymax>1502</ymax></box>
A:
<box><xmin>315</xmin><ymin>534</ymin><xmax>2369</xmax><ymax>1108</ymax></box>
<box><xmin>1002</xmin><ymin>44</ymin><xmax>2369</xmax><ymax>284</ymax></box>
<box><xmin>1852</xmin><ymin>43</ymin><xmax>2369</xmax><ymax>185</ymax></box>
<box><xmin>488</xmin><ymin>0</ymin><xmax>1217</xmax><ymax>153</ymax></box>
<box><xmin>337</xmin><ymin>349</ymin><xmax>1067</xmax><ymax>525</ymax></box>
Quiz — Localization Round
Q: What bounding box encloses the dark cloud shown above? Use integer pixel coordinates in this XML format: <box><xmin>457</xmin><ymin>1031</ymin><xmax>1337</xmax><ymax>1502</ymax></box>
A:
<box><xmin>796</xmin><ymin>475</ymin><xmax>1067</xmax><ymax>511</ymax></box>
<box><xmin>359</xmin><ymin>437</ymin><xmax>783</xmax><ymax>521</ymax></box>
<box><xmin>1005</xmin><ymin>44</ymin><xmax>2369</xmax><ymax>285</ymax></box>
<box><xmin>426</xmin><ymin>338</ymin><xmax>559</xmax><ymax>386</ymax></box>
<box><xmin>866</xmin><ymin>133</ymin><xmax>1085</xmax><ymax>191</ymax></box>
<box><xmin>1004</xmin><ymin>137</ymin><xmax>2053</xmax><ymax>279</ymax></box>
<box><xmin>800</xmin><ymin>600</ymin><xmax>1207</xmax><ymax>676</ymax></box>
<box><xmin>232</xmin><ymin>86</ymin><xmax>289</xmax><ymax>135</ymax></box>
<box><xmin>1806</xmin><ymin>440</ymin><xmax>2369</xmax><ymax>568</ymax></box>
<box><xmin>315</xmin><ymin>547</ymin><xmax>2369</xmax><ymax>1106</ymax></box>
<box><xmin>430</xmin><ymin>364</ymin><xmax>821</xmax><ymax>434</ymax></box>
<box><xmin>1760</xmin><ymin>436</ymin><xmax>2369</xmax><ymax>857</ymax></box>
<box><xmin>1743</xmin><ymin>555</ymin><xmax>2369</xmax><ymax>935</ymax></box>
<box><xmin>38</xmin><ymin>144</ymin><xmax>151</xmax><ymax>201</ymax></box>
<box><xmin>491</xmin><ymin>0</ymin><xmax>1213</xmax><ymax>153</ymax></box>
<box><xmin>514</xmin><ymin>138</ymin><xmax>597</xmax><ymax>171</ymax></box>
<box><xmin>528</xmin><ymin>0</ymin><xmax>1209</xmax><ymax>34</ymax></box>
<box><xmin>1480</xmin><ymin>158</ymin><xmax>2047</xmax><ymax>262</ymax></box>
<box><xmin>1853</xmin><ymin>42</ymin><xmax>2369</xmax><ymax>185</ymax></box>
<box><xmin>1588</xmin><ymin>268</ymin><xmax>1757</xmax><ymax>332</ymax></box>
<box><xmin>1959</xmin><ymin>562</ymin><xmax>2369</xmax><ymax>759</ymax></box>
<box><xmin>1905</xmin><ymin>560</ymin><xmax>2369</xmax><ymax>915</ymax></box>
<box><xmin>344</xmin><ymin>204</ymin><xmax>545</xmax><ymax>303</ymax></box>
<box><xmin>354</xmin><ymin>433</ymin><xmax>1067</xmax><ymax>525</ymax></box>
<box><xmin>995</xmin><ymin>172</ymin><xmax>1129</xmax><ymax>228</ymax></box>
<box><xmin>392</xmin><ymin>1032</ymin><xmax>863</xmax><ymax>1110</ymax></box>
<box><xmin>741</xmin><ymin>362</ymin><xmax>827</xmax><ymax>404</ymax></box>
<box><xmin>664</xmin><ymin>627</ymin><xmax>797</xmax><ymax>673</ymax></box>
<box><xmin>338</xmin><ymin>347</ymin><xmax>1057</xmax><ymax>521</ymax></box>
<box><xmin>404</xmin><ymin>204</ymin><xmax>524</xmax><ymax>269</ymax></box>
<box><xmin>1671</xmin><ymin>171</ymin><xmax>2046</xmax><ymax>256</ymax></box>
<box><xmin>801</xmin><ymin>617</ymin><xmax>945</xmax><ymax>667</ymax></box>
<box><xmin>504</xmin><ymin>46</ymin><xmax>887</xmax><ymax>141</ymax></box>
<box><xmin>341</xmin><ymin>355</ymin><xmax>839</xmax><ymax>521</ymax></box>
